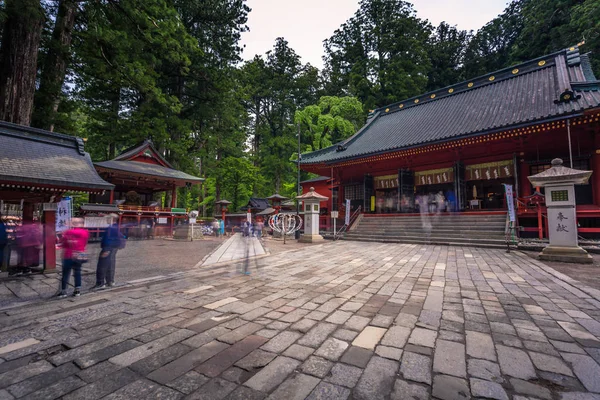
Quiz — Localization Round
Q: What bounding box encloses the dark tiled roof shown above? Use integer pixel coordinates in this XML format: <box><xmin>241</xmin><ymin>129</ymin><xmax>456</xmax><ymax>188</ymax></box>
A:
<box><xmin>301</xmin><ymin>46</ymin><xmax>600</xmax><ymax>165</ymax></box>
<box><xmin>0</xmin><ymin>121</ymin><xmax>114</xmax><ymax>191</ymax></box>
<box><xmin>80</xmin><ymin>203</ymin><xmax>120</xmax><ymax>213</ymax></box>
<box><xmin>95</xmin><ymin>160</ymin><xmax>204</xmax><ymax>183</ymax></box>
<box><xmin>300</xmin><ymin>176</ymin><xmax>330</xmax><ymax>184</ymax></box>
<box><xmin>241</xmin><ymin>198</ymin><xmax>270</xmax><ymax>211</ymax></box>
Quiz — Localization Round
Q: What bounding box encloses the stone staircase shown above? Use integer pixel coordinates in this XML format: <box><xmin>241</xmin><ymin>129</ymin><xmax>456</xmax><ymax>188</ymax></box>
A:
<box><xmin>343</xmin><ymin>213</ymin><xmax>508</xmax><ymax>248</ymax></box>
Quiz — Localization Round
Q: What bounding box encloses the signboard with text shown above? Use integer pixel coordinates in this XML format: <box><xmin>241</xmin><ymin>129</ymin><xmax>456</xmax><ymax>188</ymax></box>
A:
<box><xmin>56</xmin><ymin>199</ymin><xmax>71</xmax><ymax>232</ymax></box>
<box><xmin>503</xmin><ymin>184</ymin><xmax>515</xmax><ymax>222</ymax></box>
<box><xmin>345</xmin><ymin>199</ymin><xmax>351</xmax><ymax>225</ymax></box>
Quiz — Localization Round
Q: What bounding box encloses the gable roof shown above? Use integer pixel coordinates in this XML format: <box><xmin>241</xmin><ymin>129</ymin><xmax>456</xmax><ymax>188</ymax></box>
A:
<box><xmin>113</xmin><ymin>139</ymin><xmax>173</xmax><ymax>168</ymax></box>
<box><xmin>0</xmin><ymin>121</ymin><xmax>113</xmax><ymax>192</ymax></box>
<box><xmin>95</xmin><ymin>139</ymin><xmax>204</xmax><ymax>184</ymax></box>
<box><xmin>301</xmin><ymin>46</ymin><xmax>600</xmax><ymax>165</ymax></box>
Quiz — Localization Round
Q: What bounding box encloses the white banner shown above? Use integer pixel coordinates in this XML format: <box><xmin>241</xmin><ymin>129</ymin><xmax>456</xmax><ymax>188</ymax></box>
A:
<box><xmin>504</xmin><ymin>184</ymin><xmax>515</xmax><ymax>222</ymax></box>
<box><xmin>247</xmin><ymin>212</ymin><xmax>252</xmax><ymax>224</ymax></box>
<box><xmin>56</xmin><ymin>199</ymin><xmax>71</xmax><ymax>232</ymax></box>
<box><xmin>345</xmin><ymin>199</ymin><xmax>351</xmax><ymax>225</ymax></box>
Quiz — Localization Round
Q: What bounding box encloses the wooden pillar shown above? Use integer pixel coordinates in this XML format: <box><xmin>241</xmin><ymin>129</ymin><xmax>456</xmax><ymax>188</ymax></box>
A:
<box><xmin>171</xmin><ymin>187</ymin><xmax>177</xmax><ymax>208</ymax></box>
<box><xmin>109</xmin><ymin>190</ymin><xmax>114</xmax><ymax>204</ymax></box>
<box><xmin>593</xmin><ymin>146</ymin><xmax>600</xmax><ymax>207</ymax></box>
<box><xmin>42</xmin><ymin>209</ymin><xmax>56</xmax><ymax>271</ymax></box>
<box><xmin>519</xmin><ymin>160</ymin><xmax>532</xmax><ymax>198</ymax></box>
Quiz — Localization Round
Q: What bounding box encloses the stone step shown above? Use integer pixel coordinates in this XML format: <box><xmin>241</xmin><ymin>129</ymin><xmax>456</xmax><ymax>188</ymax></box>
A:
<box><xmin>359</xmin><ymin>217</ymin><xmax>507</xmax><ymax>224</ymax></box>
<box><xmin>349</xmin><ymin>230</ymin><xmax>505</xmax><ymax>238</ymax></box>
<box><xmin>342</xmin><ymin>234</ymin><xmax>510</xmax><ymax>248</ymax></box>
<box><xmin>355</xmin><ymin>224</ymin><xmax>506</xmax><ymax>231</ymax></box>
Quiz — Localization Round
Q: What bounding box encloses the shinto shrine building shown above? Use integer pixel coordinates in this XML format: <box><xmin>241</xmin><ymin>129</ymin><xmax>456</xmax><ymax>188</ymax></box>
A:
<box><xmin>300</xmin><ymin>45</ymin><xmax>600</xmax><ymax>238</ymax></box>
<box><xmin>90</xmin><ymin>140</ymin><xmax>204</xmax><ymax>235</ymax></box>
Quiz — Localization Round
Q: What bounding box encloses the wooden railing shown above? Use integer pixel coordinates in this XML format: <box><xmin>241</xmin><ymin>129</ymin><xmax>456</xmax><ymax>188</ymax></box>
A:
<box><xmin>117</xmin><ymin>205</ymin><xmax>175</xmax><ymax>213</ymax></box>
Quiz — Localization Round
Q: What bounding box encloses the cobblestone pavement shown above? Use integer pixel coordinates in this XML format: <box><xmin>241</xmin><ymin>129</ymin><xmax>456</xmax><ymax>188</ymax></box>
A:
<box><xmin>1</xmin><ymin>242</ymin><xmax>600</xmax><ymax>399</ymax></box>
<box><xmin>0</xmin><ymin>239</ymin><xmax>224</xmax><ymax>307</ymax></box>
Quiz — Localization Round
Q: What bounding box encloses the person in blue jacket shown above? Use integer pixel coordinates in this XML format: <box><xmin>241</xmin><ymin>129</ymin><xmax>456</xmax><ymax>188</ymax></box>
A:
<box><xmin>219</xmin><ymin>219</ymin><xmax>225</xmax><ymax>237</ymax></box>
<box><xmin>93</xmin><ymin>214</ymin><xmax>125</xmax><ymax>289</ymax></box>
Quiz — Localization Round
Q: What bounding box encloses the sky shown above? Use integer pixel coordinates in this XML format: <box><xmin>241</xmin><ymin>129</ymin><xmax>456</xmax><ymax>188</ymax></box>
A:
<box><xmin>240</xmin><ymin>0</ymin><xmax>509</xmax><ymax>68</ymax></box>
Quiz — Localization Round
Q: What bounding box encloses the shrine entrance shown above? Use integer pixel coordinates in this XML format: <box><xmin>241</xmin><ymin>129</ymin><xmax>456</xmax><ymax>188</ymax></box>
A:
<box><xmin>465</xmin><ymin>160</ymin><xmax>515</xmax><ymax>210</ymax></box>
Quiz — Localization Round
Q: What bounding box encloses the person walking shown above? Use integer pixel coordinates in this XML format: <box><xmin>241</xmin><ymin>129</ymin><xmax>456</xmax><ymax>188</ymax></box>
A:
<box><xmin>0</xmin><ymin>213</ymin><xmax>7</xmax><ymax>269</ymax></box>
<box><xmin>94</xmin><ymin>214</ymin><xmax>124</xmax><ymax>289</ymax></box>
<box><xmin>57</xmin><ymin>218</ymin><xmax>89</xmax><ymax>298</ymax></box>
<box><xmin>212</xmin><ymin>219</ymin><xmax>220</xmax><ymax>237</ymax></box>
<box><xmin>255</xmin><ymin>219</ymin><xmax>264</xmax><ymax>239</ymax></box>
<box><xmin>219</xmin><ymin>218</ymin><xmax>225</xmax><ymax>237</ymax></box>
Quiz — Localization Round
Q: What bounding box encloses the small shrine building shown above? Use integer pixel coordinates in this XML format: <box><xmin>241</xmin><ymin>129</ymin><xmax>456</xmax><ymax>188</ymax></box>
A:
<box><xmin>90</xmin><ymin>140</ymin><xmax>204</xmax><ymax>235</ymax></box>
<box><xmin>300</xmin><ymin>46</ymin><xmax>600</xmax><ymax>238</ymax></box>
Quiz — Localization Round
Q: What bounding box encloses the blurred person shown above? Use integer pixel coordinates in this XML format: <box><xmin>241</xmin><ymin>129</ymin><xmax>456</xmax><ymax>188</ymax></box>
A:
<box><xmin>376</xmin><ymin>197</ymin><xmax>384</xmax><ymax>213</ymax></box>
<box><xmin>255</xmin><ymin>219</ymin><xmax>264</xmax><ymax>239</ymax></box>
<box><xmin>0</xmin><ymin>213</ymin><xmax>7</xmax><ymax>268</ymax></box>
<box><xmin>418</xmin><ymin>194</ymin><xmax>432</xmax><ymax>238</ymax></box>
<box><xmin>385</xmin><ymin>195</ymin><xmax>393</xmax><ymax>213</ymax></box>
<box><xmin>219</xmin><ymin>218</ymin><xmax>225</xmax><ymax>237</ymax></box>
<box><xmin>436</xmin><ymin>191</ymin><xmax>446</xmax><ymax>214</ymax></box>
<box><xmin>212</xmin><ymin>219</ymin><xmax>220</xmax><ymax>237</ymax></box>
<box><xmin>243</xmin><ymin>219</ymin><xmax>251</xmax><ymax>237</ymax></box>
<box><xmin>57</xmin><ymin>218</ymin><xmax>89</xmax><ymax>298</ymax></box>
<box><xmin>15</xmin><ymin>220</ymin><xmax>42</xmax><ymax>274</ymax></box>
<box><xmin>93</xmin><ymin>214</ymin><xmax>125</xmax><ymax>289</ymax></box>
<box><xmin>446</xmin><ymin>190</ymin><xmax>456</xmax><ymax>212</ymax></box>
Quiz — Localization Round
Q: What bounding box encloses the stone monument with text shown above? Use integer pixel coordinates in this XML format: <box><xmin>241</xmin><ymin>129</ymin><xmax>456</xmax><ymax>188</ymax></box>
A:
<box><xmin>296</xmin><ymin>187</ymin><xmax>328</xmax><ymax>243</ymax></box>
<box><xmin>528</xmin><ymin>158</ymin><xmax>593</xmax><ymax>263</ymax></box>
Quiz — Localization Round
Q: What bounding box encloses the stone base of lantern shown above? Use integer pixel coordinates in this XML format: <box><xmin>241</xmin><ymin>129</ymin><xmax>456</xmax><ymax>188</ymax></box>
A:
<box><xmin>538</xmin><ymin>245</ymin><xmax>593</xmax><ymax>264</ymax></box>
<box><xmin>299</xmin><ymin>233</ymin><xmax>324</xmax><ymax>243</ymax></box>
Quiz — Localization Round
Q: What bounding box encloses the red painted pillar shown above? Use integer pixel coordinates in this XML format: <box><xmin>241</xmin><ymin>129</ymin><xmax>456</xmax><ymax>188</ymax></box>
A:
<box><xmin>109</xmin><ymin>190</ymin><xmax>114</xmax><ymax>204</ymax></box>
<box><xmin>593</xmin><ymin>150</ymin><xmax>600</xmax><ymax>207</ymax></box>
<box><xmin>519</xmin><ymin>160</ymin><xmax>531</xmax><ymax>198</ymax></box>
<box><xmin>43</xmin><ymin>210</ymin><xmax>56</xmax><ymax>272</ymax></box>
<box><xmin>171</xmin><ymin>187</ymin><xmax>177</xmax><ymax>208</ymax></box>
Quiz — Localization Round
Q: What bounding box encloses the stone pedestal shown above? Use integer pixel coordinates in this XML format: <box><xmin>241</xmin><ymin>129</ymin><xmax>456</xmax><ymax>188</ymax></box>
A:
<box><xmin>539</xmin><ymin>245</ymin><xmax>593</xmax><ymax>263</ymax></box>
<box><xmin>173</xmin><ymin>224</ymin><xmax>203</xmax><ymax>240</ymax></box>
<box><xmin>528</xmin><ymin>158</ymin><xmax>594</xmax><ymax>264</ymax></box>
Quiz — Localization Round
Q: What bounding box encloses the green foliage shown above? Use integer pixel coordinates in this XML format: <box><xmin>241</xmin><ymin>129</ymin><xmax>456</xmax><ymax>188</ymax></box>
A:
<box><xmin>4</xmin><ymin>0</ymin><xmax>599</xmax><ymax>220</ymax></box>
<box><xmin>323</xmin><ymin>0</ymin><xmax>431</xmax><ymax>110</ymax></box>
<box><xmin>295</xmin><ymin>96</ymin><xmax>364</xmax><ymax>151</ymax></box>
<box><xmin>426</xmin><ymin>22</ymin><xmax>469</xmax><ymax>90</ymax></box>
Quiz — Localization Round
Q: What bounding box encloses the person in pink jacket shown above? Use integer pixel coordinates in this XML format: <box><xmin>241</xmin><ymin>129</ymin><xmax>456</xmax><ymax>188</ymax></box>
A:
<box><xmin>58</xmin><ymin>218</ymin><xmax>89</xmax><ymax>298</ymax></box>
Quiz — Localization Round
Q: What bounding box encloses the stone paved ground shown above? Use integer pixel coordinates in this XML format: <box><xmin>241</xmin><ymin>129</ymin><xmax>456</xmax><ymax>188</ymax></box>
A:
<box><xmin>1</xmin><ymin>241</ymin><xmax>600</xmax><ymax>399</ymax></box>
<box><xmin>0</xmin><ymin>238</ymin><xmax>223</xmax><ymax>307</ymax></box>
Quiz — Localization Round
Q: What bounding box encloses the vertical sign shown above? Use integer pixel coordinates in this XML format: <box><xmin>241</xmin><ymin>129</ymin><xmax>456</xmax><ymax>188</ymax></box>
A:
<box><xmin>246</xmin><ymin>212</ymin><xmax>252</xmax><ymax>224</ymax></box>
<box><xmin>503</xmin><ymin>184</ymin><xmax>515</xmax><ymax>222</ymax></box>
<box><xmin>56</xmin><ymin>198</ymin><xmax>71</xmax><ymax>232</ymax></box>
<box><xmin>345</xmin><ymin>199</ymin><xmax>351</xmax><ymax>225</ymax></box>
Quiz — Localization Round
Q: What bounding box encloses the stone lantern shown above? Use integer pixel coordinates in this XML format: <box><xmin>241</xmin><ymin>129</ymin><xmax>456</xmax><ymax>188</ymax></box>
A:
<box><xmin>528</xmin><ymin>158</ymin><xmax>593</xmax><ymax>263</ymax></box>
<box><xmin>215</xmin><ymin>199</ymin><xmax>231</xmax><ymax>228</ymax></box>
<box><xmin>267</xmin><ymin>193</ymin><xmax>288</xmax><ymax>214</ymax></box>
<box><xmin>296</xmin><ymin>187</ymin><xmax>328</xmax><ymax>243</ymax></box>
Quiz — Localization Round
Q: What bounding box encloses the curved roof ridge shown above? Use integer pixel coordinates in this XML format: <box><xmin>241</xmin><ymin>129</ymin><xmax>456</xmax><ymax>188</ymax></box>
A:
<box><xmin>372</xmin><ymin>47</ymin><xmax>571</xmax><ymax>115</ymax></box>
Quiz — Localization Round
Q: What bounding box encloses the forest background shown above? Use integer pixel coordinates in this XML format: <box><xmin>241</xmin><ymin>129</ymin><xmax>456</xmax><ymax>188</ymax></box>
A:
<box><xmin>0</xmin><ymin>0</ymin><xmax>598</xmax><ymax>216</ymax></box>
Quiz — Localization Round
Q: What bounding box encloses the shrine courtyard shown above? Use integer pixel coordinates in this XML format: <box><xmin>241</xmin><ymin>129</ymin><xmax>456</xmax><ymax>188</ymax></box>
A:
<box><xmin>1</xmin><ymin>241</ymin><xmax>600</xmax><ymax>400</ymax></box>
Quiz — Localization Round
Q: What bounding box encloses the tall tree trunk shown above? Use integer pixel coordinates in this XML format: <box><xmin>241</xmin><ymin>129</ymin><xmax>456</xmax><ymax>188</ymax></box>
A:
<box><xmin>0</xmin><ymin>0</ymin><xmax>45</xmax><ymax>126</ymax></box>
<box><xmin>108</xmin><ymin>87</ymin><xmax>120</xmax><ymax>159</ymax></box>
<box><xmin>33</xmin><ymin>0</ymin><xmax>77</xmax><ymax>131</ymax></box>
